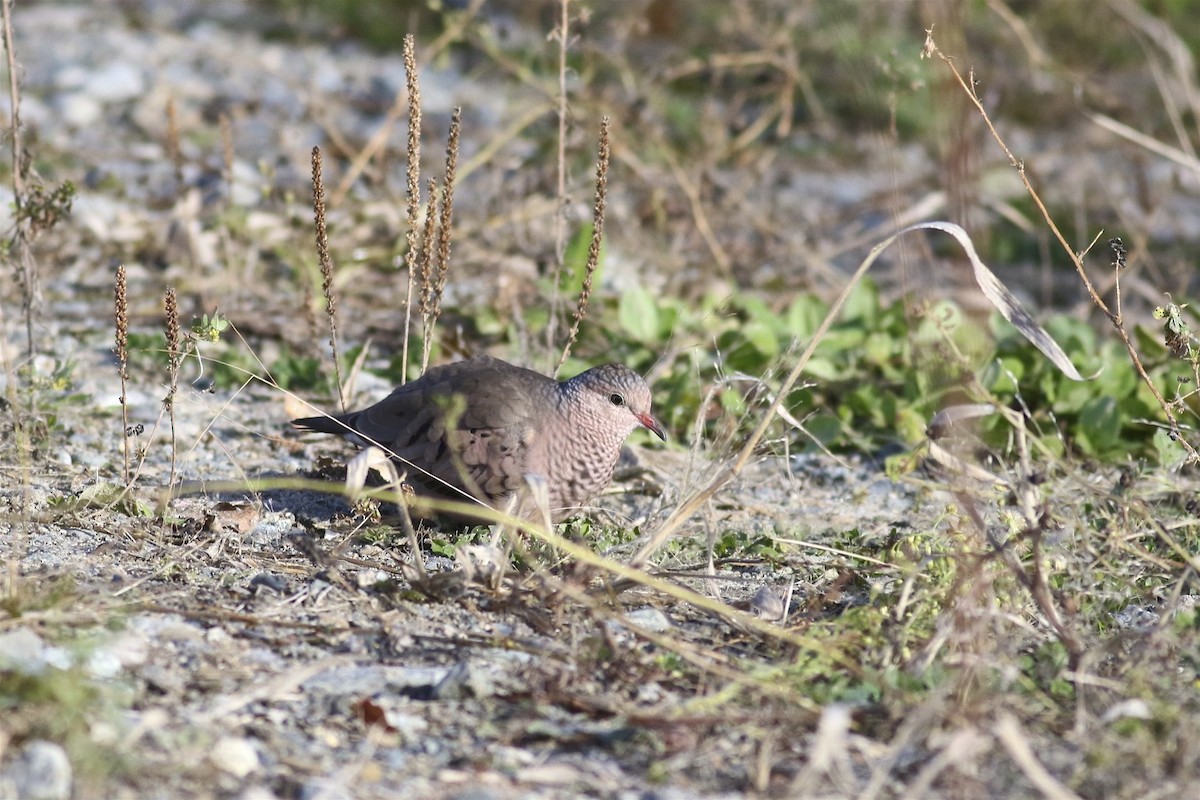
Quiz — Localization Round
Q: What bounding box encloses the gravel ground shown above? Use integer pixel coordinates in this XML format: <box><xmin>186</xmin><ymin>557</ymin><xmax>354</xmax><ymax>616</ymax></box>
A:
<box><xmin>5</xmin><ymin>2</ymin><xmax>1198</xmax><ymax>799</ymax></box>
<box><xmin>0</xmin><ymin>4</ymin><xmax>933</xmax><ymax>798</ymax></box>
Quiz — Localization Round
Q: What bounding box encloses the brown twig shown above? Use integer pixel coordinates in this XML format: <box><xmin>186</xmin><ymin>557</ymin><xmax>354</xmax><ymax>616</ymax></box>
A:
<box><xmin>922</xmin><ymin>30</ymin><xmax>1198</xmax><ymax>464</ymax></box>
<box><xmin>1</xmin><ymin>0</ymin><xmax>35</xmax><ymax>357</ymax></box>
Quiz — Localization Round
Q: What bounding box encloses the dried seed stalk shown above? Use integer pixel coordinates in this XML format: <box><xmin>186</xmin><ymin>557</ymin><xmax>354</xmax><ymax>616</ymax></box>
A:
<box><xmin>555</xmin><ymin>116</ymin><xmax>610</xmax><ymax>375</ymax></box>
<box><xmin>419</xmin><ymin>176</ymin><xmax>438</xmax><ymax>371</ymax></box>
<box><xmin>311</xmin><ymin>146</ymin><xmax>345</xmax><ymax>411</ymax></box>
<box><xmin>114</xmin><ymin>264</ymin><xmax>131</xmax><ymax>484</ymax></box>
<box><xmin>431</xmin><ymin>108</ymin><xmax>459</xmax><ymax>323</ymax></box>
<box><xmin>400</xmin><ymin>32</ymin><xmax>422</xmax><ymax>385</ymax></box>
<box><xmin>164</xmin><ymin>287</ymin><xmax>181</xmax><ymax>493</ymax></box>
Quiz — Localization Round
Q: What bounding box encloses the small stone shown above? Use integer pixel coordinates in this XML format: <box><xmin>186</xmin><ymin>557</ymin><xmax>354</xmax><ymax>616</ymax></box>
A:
<box><xmin>0</xmin><ymin>629</ymin><xmax>73</xmax><ymax>674</ymax></box>
<box><xmin>58</xmin><ymin>92</ymin><xmax>103</xmax><ymax>127</ymax></box>
<box><xmin>2</xmin><ymin>740</ymin><xmax>73</xmax><ymax>800</ymax></box>
<box><xmin>210</xmin><ymin>737</ymin><xmax>260</xmax><ymax>779</ymax></box>
<box><xmin>622</xmin><ymin>607</ymin><xmax>671</xmax><ymax>633</ymax></box>
<box><xmin>82</xmin><ymin>61</ymin><xmax>145</xmax><ymax>103</ymax></box>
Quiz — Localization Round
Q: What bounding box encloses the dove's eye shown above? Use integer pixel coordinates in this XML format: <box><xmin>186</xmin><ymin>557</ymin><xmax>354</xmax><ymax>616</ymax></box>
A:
<box><xmin>609</xmin><ymin>393</ymin><xmax>625</xmax><ymax>407</ymax></box>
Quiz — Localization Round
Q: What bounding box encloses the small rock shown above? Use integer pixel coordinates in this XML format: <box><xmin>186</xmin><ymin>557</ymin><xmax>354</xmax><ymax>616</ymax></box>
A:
<box><xmin>210</xmin><ymin>737</ymin><xmax>260</xmax><ymax>779</ymax></box>
<box><xmin>635</xmin><ymin>682</ymin><xmax>666</xmax><ymax>704</ymax></box>
<box><xmin>57</xmin><ymin>92</ymin><xmax>103</xmax><ymax>127</ymax></box>
<box><xmin>85</xmin><ymin>648</ymin><xmax>122</xmax><ymax>680</ymax></box>
<box><xmin>0</xmin><ymin>628</ymin><xmax>49</xmax><ymax>674</ymax></box>
<box><xmin>1113</xmin><ymin>604</ymin><xmax>1158</xmax><ymax>631</ymax></box>
<box><xmin>1</xmin><ymin>740</ymin><xmax>73</xmax><ymax>800</ymax></box>
<box><xmin>0</xmin><ymin>629</ymin><xmax>71</xmax><ymax>674</ymax></box>
<box><xmin>622</xmin><ymin>607</ymin><xmax>671</xmax><ymax>633</ymax></box>
<box><xmin>82</xmin><ymin>61</ymin><xmax>145</xmax><ymax>103</ymax></box>
<box><xmin>238</xmin><ymin>786</ymin><xmax>280</xmax><ymax>800</ymax></box>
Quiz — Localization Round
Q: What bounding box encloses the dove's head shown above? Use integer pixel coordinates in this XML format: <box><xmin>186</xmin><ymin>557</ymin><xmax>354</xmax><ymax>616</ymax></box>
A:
<box><xmin>567</xmin><ymin>364</ymin><xmax>665</xmax><ymax>444</ymax></box>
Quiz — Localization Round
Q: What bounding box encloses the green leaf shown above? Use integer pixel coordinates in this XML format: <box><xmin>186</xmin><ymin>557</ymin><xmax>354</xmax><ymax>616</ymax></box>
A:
<box><xmin>802</xmin><ymin>413</ymin><xmax>841</xmax><ymax>447</ymax></box>
<box><xmin>561</xmin><ymin>223</ymin><xmax>603</xmax><ymax>293</ymax></box>
<box><xmin>786</xmin><ymin>295</ymin><xmax>827</xmax><ymax>339</ymax></box>
<box><xmin>895</xmin><ymin>406</ymin><xmax>927</xmax><ymax>444</ymax></box>
<box><xmin>1077</xmin><ymin>396</ymin><xmax>1121</xmax><ymax>456</ymax></box>
<box><xmin>1152</xmin><ymin>427</ymin><xmax>1188</xmax><ymax>469</ymax></box>
<box><xmin>76</xmin><ymin>482</ymin><xmax>154</xmax><ymax>517</ymax></box>
<box><xmin>842</xmin><ymin>279</ymin><xmax>880</xmax><ymax>323</ymax></box>
<box><xmin>863</xmin><ymin>331</ymin><xmax>895</xmax><ymax>366</ymax></box>
<box><xmin>815</xmin><ymin>327</ymin><xmax>866</xmax><ymax>355</ymax></box>
<box><xmin>742</xmin><ymin>321</ymin><xmax>779</xmax><ymax>358</ymax></box>
<box><xmin>739</xmin><ymin>296</ymin><xmax>785</xmax><ymax>334</ymax></box>
<box><xmin>803</xmin><ymin>357</ymin><xmax>839</xmax><ymax>380</ymax></box>
<box><xmin>618</xmin><ymin>285</ymin><xmax>660</xmax><ymax>343</ymax></box>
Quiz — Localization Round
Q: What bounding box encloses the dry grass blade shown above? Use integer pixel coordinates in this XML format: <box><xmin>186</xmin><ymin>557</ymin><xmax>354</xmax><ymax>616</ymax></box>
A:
<box><xmin>197</xmin><ymin>656</ymin><xmax>359</xmax><ymax>725</ymax></box>
<box><xmin>456</xmin><ymin>102</ymin><xmax>553</xmax><ymax>183</ymax></box>
<box><xmin>1083</xmin><ymin>108</ymin><xmax>1200</xmax><ymax>177</ymax></box>
<box><xmin>994</xmin><ymin>714</ymin><xmax>1084</xmax><ymax>800</ymax></box>
<box><xmin>922</xmin><ymin>221</ymin><xmax>1085</xmax><ymax>380</ymax></box>
<box><xmin>2</xmin><ymin>0</ymin><xmax>22</xmax><ymax>205</ymax></box>
<box><xmin>666</xmin><ymin>152</ymin><xmax>732</xmax><ymax>278</ymax></box>
<box><xmin>1107</xmin><ymin>0</ymin><xmax>1200</xmax><ymax>132</ymax></box>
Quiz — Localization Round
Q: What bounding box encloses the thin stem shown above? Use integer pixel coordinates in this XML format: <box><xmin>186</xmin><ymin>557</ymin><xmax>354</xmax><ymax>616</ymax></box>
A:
<box><xmin>2</xmin><ymin>0</ymin><xmax>22</xmax><ymax>203</ymax></box>
<box><xmin>546</xmin><ymin>0</ymin><xmax>571</xmax><ymax>362</ymax></box>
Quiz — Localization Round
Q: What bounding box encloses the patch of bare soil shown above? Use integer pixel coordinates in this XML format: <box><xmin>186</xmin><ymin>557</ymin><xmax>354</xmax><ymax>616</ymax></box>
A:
<box><xmin>4</xmin><ymin>331</ymin><xmax>928</xmax><ymax>798</ymax></box>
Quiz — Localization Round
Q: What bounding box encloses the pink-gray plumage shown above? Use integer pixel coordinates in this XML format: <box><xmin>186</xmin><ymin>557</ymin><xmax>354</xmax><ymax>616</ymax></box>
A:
<box><xmin>291</xmin><ymin>355</ymin><xmax>664</xmax><ymax>521</ymax></box>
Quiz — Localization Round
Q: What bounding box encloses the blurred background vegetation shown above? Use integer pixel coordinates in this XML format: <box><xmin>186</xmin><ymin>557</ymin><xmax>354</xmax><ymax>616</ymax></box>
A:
<box><xmin>98</xmin><ymin>0</ymin><xmax>1200</xmax><ymax>465</ymax></box>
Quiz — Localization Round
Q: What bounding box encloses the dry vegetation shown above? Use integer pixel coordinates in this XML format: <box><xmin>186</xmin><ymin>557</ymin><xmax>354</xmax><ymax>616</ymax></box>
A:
<box><xmin>4</xmin><ymin>1</ymin><xmax>1200</xmax><ymax>798</ymax></box>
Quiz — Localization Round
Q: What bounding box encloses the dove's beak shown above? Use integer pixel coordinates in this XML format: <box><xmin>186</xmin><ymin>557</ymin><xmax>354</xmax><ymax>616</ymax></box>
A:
<box><xmin>637</xmin><ymin>413</ymin><xmax>666</xmax><ymax>441</ymax></box>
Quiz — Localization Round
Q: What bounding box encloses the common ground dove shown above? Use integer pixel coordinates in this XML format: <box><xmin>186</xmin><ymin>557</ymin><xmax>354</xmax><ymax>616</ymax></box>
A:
<box><xmin>292</xmin><ymin>355</ymin><xmax>664</xmax><ymax>521</ymax></box>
